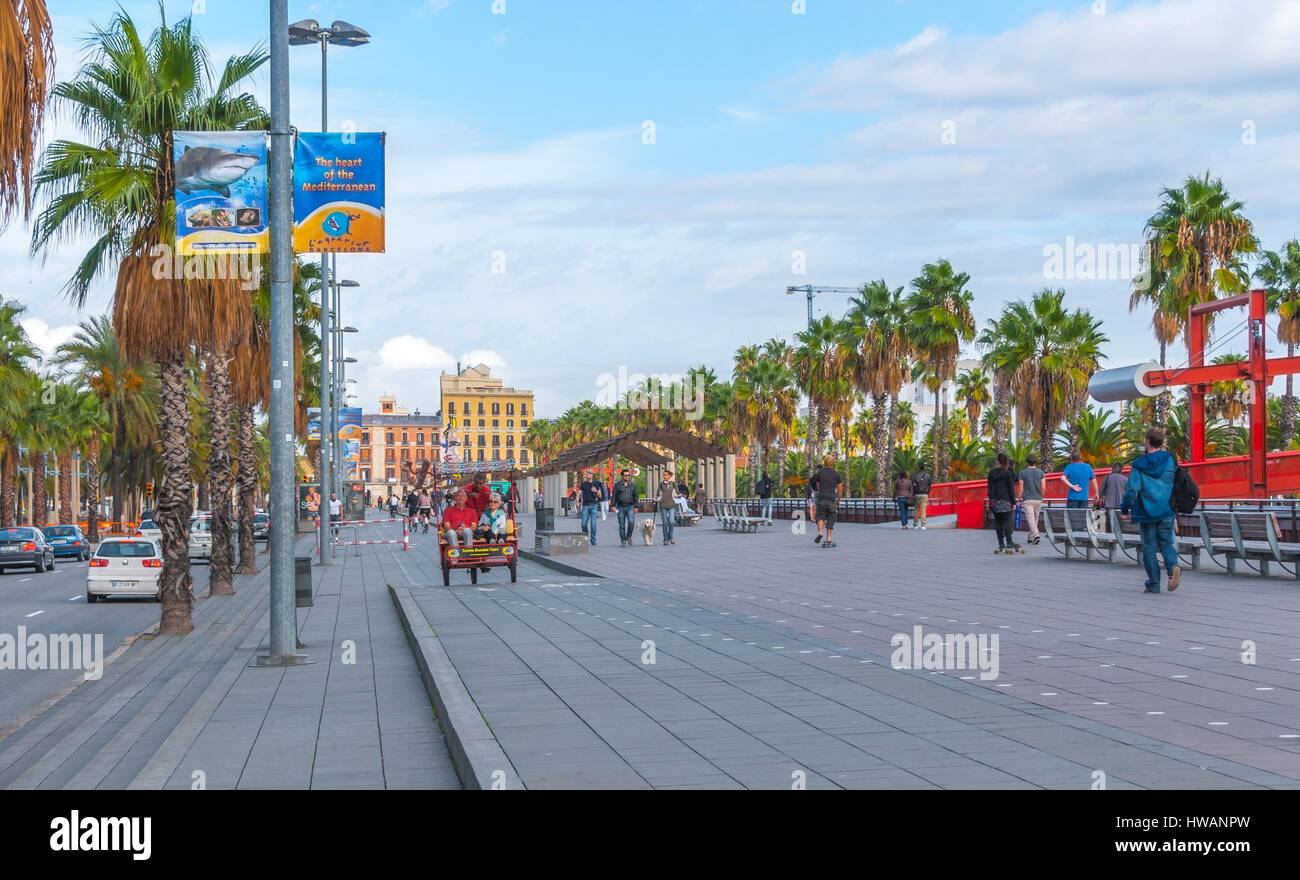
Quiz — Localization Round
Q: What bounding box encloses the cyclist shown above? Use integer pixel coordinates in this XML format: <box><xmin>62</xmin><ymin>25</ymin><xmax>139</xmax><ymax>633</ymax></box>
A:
<box><xmin>417</xmin><ymin>487</ymin><xmax>433</xmax><ymax>533</ymax></box>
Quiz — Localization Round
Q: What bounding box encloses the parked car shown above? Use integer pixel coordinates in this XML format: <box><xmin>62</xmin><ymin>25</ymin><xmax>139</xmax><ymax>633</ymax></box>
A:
<box><xmin>188</xmin><ymin>515</ymin><xmax>212</xmax><ymax>562</ymax></box>
<box><xmin>41</xmin><ymin>524</ymin><xmax>92</xmax><ymax>561</ymax></box>
<box><xmin>133</xmin><ymin>519</ymin><xmax>163</xmax><ymax>542</ymax></box>
<box><xmin>86</xmin><ymin>537</ymin><xmax>162</xmax><ymax>602</ymax></box>
<box><xmin>0</xmin><ymin>526</ymin><xmax>56</xmax><ymax>574</ymax></box>
<box><xmin>252</xmin><ymin>513</ymin><xmax>269</xmax><ymax>542</ymax></box>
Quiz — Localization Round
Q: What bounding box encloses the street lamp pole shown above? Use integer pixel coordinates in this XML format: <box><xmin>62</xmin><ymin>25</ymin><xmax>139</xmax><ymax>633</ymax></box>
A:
<box><xmin>289</xmin><ymin>18</ymin><xmax>368</xmax><ymax>561</ymax></box>
<box><xmin>259</xmin><ymin>0</ymin><xmax>306</xmax><ymax>664</ymax></box>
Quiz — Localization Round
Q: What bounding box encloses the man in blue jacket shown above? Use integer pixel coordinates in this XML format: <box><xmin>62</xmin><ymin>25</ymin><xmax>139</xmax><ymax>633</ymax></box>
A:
<box><xmin>1120</xmin><ymin>427</ymin><xmax>1181</xmax><ymax>593</ymax></box>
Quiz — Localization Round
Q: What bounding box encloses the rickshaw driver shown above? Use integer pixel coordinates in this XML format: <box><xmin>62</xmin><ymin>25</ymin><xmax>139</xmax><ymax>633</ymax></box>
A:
<box><xmin>440</xmin><ymin>489</ymin><xmax>478</xmax><ymax>546</ymax></box>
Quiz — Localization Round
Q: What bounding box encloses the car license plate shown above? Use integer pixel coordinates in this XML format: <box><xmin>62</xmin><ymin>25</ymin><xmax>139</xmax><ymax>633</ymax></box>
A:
<box><xmin>1</xmin><ymin>546</ymin><xmax>16</xmax><ymax>553</ymax></box>
<box><xmin>52</xmin><ymin>538</ymin><xmax>66</xmax><ymax>544</ymax></box>
<box><xmin>110</xmin><ymin>581</ymin><xmax>137</xmax><ymax>589</ymax></box>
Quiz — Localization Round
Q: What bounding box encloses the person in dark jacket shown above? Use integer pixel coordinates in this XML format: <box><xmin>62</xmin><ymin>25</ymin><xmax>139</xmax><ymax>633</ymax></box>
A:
<box><xmin>756</xmin><ymin>471</ymin><xmax>775</xmax><ymax>522</ymax></box>
<box><xmin>613</xmin><ymin>470</ymin><xmax>639</xmax><ymax>547</ymax></box>
<box><xmin>1120</xmin><ymin>427</ymin><xmax>1180</xmax><ymax>593</ymax></box>
<box><xmin>987</xmin><ymin>453</ymin><xmax>1019</xmax><ymax>553</ymax></box>
<box><xmin>910</xmin><ymin>467</ymin><xmax>933</xmax><ymax>529</ymax></box>
<box><xmin>892</xmin><ymin>471</ymin><xmax>912</xmax><ymax>528</ymax></box>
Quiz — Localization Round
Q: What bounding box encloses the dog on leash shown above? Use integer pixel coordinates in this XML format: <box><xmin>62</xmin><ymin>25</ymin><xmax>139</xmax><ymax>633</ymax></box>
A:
<box><xmin>640</xmin><ymin>517</ymin><xmax>656</xmax><ymax>545</ymax></box>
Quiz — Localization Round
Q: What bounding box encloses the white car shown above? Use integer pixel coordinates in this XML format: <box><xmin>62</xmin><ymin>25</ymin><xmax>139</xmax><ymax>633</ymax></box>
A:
<box><xmin>188</xmin><ymin>516</ymin><xmax>212</xmax><ymax>561</ymax></box>
<box><xmin>86</xmin><ymin>537</ymin><xmax>162</xmax><ymax>602</ymax></box>
<box><xmin>133</xmin><ymin>518</ymin><xmax>163</xmax><ymax>542</ymax></box>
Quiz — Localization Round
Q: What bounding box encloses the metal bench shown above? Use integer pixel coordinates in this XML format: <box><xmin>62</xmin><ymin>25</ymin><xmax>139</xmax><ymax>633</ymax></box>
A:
<box><xmin>1199</xmin><ymin>509</ymin><xmax>1300</xmax><ymax>577</ymax></box>
<box><xmin>1107</xmin><ymin>510</ymin><xmax>1203</xmax><ymax>569</ymax></box>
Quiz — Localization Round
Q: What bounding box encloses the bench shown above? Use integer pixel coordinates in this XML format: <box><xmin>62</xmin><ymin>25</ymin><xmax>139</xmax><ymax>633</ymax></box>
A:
<box><xmin>673</xmin><ymin>507</ymin><xmax>702</xmax><ymax>526</ymax></box>
<box><xmin>711</xmin><ymin>502</ymin><xmax>765</xmax><ymax>533</ymax></box>
<box><xmin>1106</xmin><ymin>510</ymin><xmax>1204</xmax><ymax>570</ymax></box>
<box><xmin>1042</xmin><ymin>507</ymin><xmax>1119</xmax><ymax>561</ymax></box>
<box><xmin>1196</xmin><ymin>510</ymin><xmax>1300</xmax><ymax>577</ymax></box>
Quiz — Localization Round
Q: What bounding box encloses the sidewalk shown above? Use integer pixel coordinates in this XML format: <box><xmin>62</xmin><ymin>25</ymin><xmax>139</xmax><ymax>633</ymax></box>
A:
<box><xmin>383</xmin><ymin>515</ymin><xmax>1300</xmax><ymax>788</ymax></box>
<box><xmin>0</xmin><ymin>532</ymin><xmax>459</xmax><ymax>790</ymax></box>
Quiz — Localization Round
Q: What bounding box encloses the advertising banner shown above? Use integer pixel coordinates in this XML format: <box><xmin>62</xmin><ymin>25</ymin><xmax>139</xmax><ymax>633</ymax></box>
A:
<box><xmin>298</xmin><ymin>484</ymin><xmax>322</xmax><ymax>522</ymax></box>
<box><xmin>293</xmin><ymin>132</ymin><xmax>386</xmax><ymax>253</ymax></box>
<box><xmin>307</xmin><ymin>407</ymin><xmax>321</xmax><ymax>442</ymax></box>
<box><xmin>173</xmin><ymin>130</ymin><xmax>268</xmax><ymax>254</ymax></box>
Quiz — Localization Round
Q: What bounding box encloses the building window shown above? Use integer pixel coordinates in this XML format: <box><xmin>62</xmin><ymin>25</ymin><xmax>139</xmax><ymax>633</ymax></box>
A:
<box><xmin>417</xmin><ymin>431</ymin><xmax>423</xmax><ymax>445</ymax></box>
<box><xmin>386</xmin><ymin>432</ymin><xmax>394</xmax><ymax>444</ymax></box>
<box><xmin>386</xmin><ymin>467</ymin><xmax>394</xmax><ymax>480</ymax></box>
<box><xmin>417</xmin><ymin>448</ymin><xmax>425</xmax><ymax>461</ymax></box>
<box><xmin>448</xmin><ymin>401</ymin><xmax>456</xmax><ymax>415</ymax></box>
<box><xmin>521</xmin><ymin>403</ymin><xmax>528</xmax><ymax>415</ymax></box>
<box><xmin>477</xmin><ymin>402</ymin><xmax>484</xmax><ymax>415</ymax></box>
<box><xmin>492</xmin><ymin>436</ymin><xmax>500</xmax><ymax>447</ymax></box>
<box><xmin>507</xmin><ymin>403</ymin><xmax>514</xmax><ymax>415</ymax></box>
<box><xmin>521</xmin><ymin>419</ymin><xmax>528</xmax><ymax>428</ymax></box>
<box><xmin>477</xmin><ymin>449</ymin><xmax>484</xmax><ymax>462</ymax></box>
<box><xmin>401</xmin><ymin>431</ymin><xmax>408</xmax><ymax>444</ymax></box>
<box><xmin>362</xmin><ymin>431</ymin><xmax>369</xmax><ymax>444</ymax></box>
<box><xmin>492</xmin><ymin>449</ymin><xmax>500</xmax><ymax>461</ymax></box>
<box><xmin>401</xmin><ymin>448</ymin><xmax>410</xmax><ymax>461</ymax></box>
<box><xmin>506</xmin><ymin>420</ymin><xmax>513</xmax><ymax>429</ymax></box>
<box><xmin>492</xmin><ymin>419</ymin><xmax>499</xmax><ymax>428</ymax></box>
<box><xmin>491</xmin><ymin>402</ymin><xmax>500</xmax><ymax>415</ymax></box>
<box><xmin>478</xmin><ymin>435</ymin><xmax>486</xmax><ymax>447</ymax></box>
<box><xmin>478</xmin><ymin>419</ymin><xmax>485</xmax><ymax>427</ymax></box>
<box><xmin>362</xmin><ymin>469</ymin><xmax>370</xmax><ymax>482</ymax></box>
<box><xmin>361</xmin><ymin>448</ymin><xmax>371</xmax><ymax>463</ymax></box>
<box><xmin>521</xmin><ymin>451</ymin><xmax>529</xmax><ymax>465</ymax></box>
<box><xmin>385</xmin><ymin>449</ymin><xmax>394</xmax><ymax>462</ymax></box>
<box><xmin>506</xmin><ymin>436</ymin><xmax>514</xmax><ymax>447</ymax></box>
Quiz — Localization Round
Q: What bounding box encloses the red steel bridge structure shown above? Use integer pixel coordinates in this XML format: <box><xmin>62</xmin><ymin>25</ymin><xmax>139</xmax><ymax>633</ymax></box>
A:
<box><xmin>924</xmin><ymin>289</ymin><xmax>1300</xmax><ymax>527</ymax></box>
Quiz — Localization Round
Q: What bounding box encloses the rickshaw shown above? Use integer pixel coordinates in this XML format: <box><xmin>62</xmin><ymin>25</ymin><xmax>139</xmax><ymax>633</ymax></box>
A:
<box><xmin>436</xmin><ymin>459</ymin><xmax>518</xmax><ymax>585</ymax></box>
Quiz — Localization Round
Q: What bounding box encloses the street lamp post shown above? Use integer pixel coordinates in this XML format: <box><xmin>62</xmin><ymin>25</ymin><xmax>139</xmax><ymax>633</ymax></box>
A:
<box><xmin>289</xmin><ymin>18</ymin><xmax>369</xmax><ymax>564</ymax></box>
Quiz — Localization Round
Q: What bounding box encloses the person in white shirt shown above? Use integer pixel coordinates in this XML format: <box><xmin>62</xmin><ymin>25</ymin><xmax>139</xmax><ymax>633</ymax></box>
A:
<box><xmin>328</xmin><ymin>493</ymin><xmax>342</xmax><ymax>537</ymax></box>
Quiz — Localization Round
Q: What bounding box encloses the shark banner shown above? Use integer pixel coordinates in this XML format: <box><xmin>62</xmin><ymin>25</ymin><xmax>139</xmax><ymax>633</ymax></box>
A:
<box><xmin>293</xmin><ymin>132</ymin><xmax>386</xmax><ymax>253</ymax></box>
<box><xmin>173</xmin><ymin>131</ymin><xmax>269</xmax><ymax>255</ymax></box>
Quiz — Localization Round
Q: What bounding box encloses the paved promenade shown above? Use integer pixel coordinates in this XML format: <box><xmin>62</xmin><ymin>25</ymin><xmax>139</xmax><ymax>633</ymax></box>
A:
<box><xmin>377</xmin><ymin>510</ymin><xmax>1300</xmax><ymax>789</ymax></box>
<box><xmin>0</xmin><ymin>533</ymin><xmax>459</xmax><ymax>790</ymax></box>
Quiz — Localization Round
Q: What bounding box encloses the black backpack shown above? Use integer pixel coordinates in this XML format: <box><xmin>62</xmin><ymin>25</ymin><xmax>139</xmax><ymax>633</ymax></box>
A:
<box><xmin>1172</xmin><ymin>464</ymin><xmax>1199</xmax><ymax>515</ymax></box>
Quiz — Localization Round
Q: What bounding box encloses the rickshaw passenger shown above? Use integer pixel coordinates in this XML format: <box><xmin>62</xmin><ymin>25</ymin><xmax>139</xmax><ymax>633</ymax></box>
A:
<box><xmin>441</xmin><ymin>490</ymin><xmax>478</xmax><ymax>546</ymax></box>
<box><xmin>476</xmin><ymin>493</ymin><xmax>509</xmax><ymax>543</ymax></box>
<box><xmin>466</xmin><ymin>473</ymin><xmax>492</xmax><ymax>516</ymax></box>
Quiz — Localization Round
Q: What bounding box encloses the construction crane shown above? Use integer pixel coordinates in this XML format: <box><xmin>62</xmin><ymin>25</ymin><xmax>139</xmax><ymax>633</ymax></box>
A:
<box><xmin>785</xmin><ymin>284</ymin><xmax>861</xmax><ymax>476</ymax></box>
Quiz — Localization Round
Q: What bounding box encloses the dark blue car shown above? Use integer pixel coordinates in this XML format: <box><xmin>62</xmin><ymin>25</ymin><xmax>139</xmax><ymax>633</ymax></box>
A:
<box><xmin>42</xmin><ymin>524</ymin><xmax>92</xmax><ymax>561</ymax></box>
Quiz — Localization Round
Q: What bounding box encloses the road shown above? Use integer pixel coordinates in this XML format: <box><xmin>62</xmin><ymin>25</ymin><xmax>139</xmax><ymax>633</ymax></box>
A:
<box><xmin>0</xmin><ymin>555</ymin><xmax>217</xmax><ymax>733</ymax></box>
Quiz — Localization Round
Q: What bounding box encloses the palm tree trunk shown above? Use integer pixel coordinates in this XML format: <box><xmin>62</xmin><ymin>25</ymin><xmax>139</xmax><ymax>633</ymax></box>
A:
<box><xmin>0</xmin><ymin>446</ymin><xmax>13</xmax><ymax>527</ymax></box>
<box><xmin>206</xmin><ymin>349</ymin><xmax>235</xmax><ymax>596</ymax></box>
<box><xmin>939</xmin><ymin>399</ymin><xmax>950</xmax><ymax>480</ymax></box>
<box><xmin>111</xmin><ymin>420</ymin><xmax>124</xmax><ymax>527</ymax></box>
<box><xmin>1038</xmin><ymin>406</ymin><xmax>1055</xmax><ymax>472</ymax></box>
<box><xmin>86</xmin><ymin>439</ymin><xmax>100</xmax><ymax>542</ymax></box>
<box><xmin>58</xmin><ymin>452</ymin><xmax>73</xmax><ymax>524</ymax></box>
<box><xmin>1156</xmin><ymin>339</ymin><xmax>1170</xmax><ymax>428</ymax></box>
<box><xmin>157</xmin><ymin>357</ymin><xmax>196</xmax><ymax>635</ymax></box>
<box><xmin>235</xmin><ymin>406</ymin><xmax>258</xmax><ymax>574</ymax></box>
<box><xmin>872</xmin><ymin>392</ymin><xmax>888</xmax><ymax>496</ymax></box>
<box><xmin>886</xmin><ymin>393</ymin><xmax>899</xmax><ymax>480</ymax></box>
<box><xmin>775</xmin><ymin>436</ymin><xmax>786</xmax><ymax>495</ymax></box>
<box><xmin>992</xmin><ymin>378</ymin><xmax>1008</xmax><ymax>454</ymax></box>
<box><xmin>32</xmin><ymin>453</ymin><xmax>46</xmax><ymax>527</ymax></box>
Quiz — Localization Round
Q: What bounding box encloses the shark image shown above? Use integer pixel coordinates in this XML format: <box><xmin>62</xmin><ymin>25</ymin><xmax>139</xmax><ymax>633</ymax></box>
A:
<box><xmin>175</xmin><ymin>146</ymin><xmax>259</xmax><ymax>197</ymax></box>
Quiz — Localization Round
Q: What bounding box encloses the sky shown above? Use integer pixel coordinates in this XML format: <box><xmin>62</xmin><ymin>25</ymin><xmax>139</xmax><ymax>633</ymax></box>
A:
<box><xmin>7</xmin><ymin>0</ymin><xmax>1300</xmax><ymax>420</ymax></box>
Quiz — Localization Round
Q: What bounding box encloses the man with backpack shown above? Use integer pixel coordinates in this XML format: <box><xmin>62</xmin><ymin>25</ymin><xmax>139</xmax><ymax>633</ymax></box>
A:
<box><xmin>1120</xmin><ymin>427</ymin><xmax>1182</xmax><ymax>594</ymax></box>
<box><xmin>910</xmin><ymin>466</ymin><xmax>933</xmax><ymax>529</ymax></box>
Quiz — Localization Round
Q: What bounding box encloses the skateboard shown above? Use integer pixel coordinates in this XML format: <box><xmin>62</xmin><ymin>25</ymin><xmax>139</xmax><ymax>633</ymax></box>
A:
<box><xmin>996</xmin><ymin>545</ymin><xmax>1026</xmax><ymax>554</ymax></box>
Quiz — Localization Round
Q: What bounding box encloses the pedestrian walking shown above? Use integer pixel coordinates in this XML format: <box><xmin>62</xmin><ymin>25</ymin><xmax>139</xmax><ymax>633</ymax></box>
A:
<box><xmin>613</xmin><ymin>469</ymin><xmax>638</xmax><ymax>546</ymax></box>
<box><xmin>329</xmin><ymin>492</ymin><xmax>342</xmax><ymax>538</ymax></box>
<box><xmin>756</xmin><ymin>470</ymin><xmax>775</xmax><ymax>522</ymax></box>
<box><xmin>1120</xmin><ymin>428</ymin><xmax>1181</xmax><ymax>593</ymax></box>
<box><xmin>1060</xmin><ymin>449</ymin><xmax>1097</xmax><ymax>509</ymax></box>
<box><xmin>1099</xmin><ymin>462</ymin><xmax>1127</xmax><ymax>517</ymax></box>
<box><xmin>657</xmin><ymin>470</ymin><xmax>677</xmax><ymax>545</ymax></box>
<box><xmin>987</xmin><ymin>453</ymin><xmax>1020</xmax><ymax>553</ymax></box>
<box><xmin>578</xmin><ymin>469</ymin><xmax>602</xmax><ymax>545</ymax></box>
<box><xmin>892</xmin><ymin>470</ymin><xmax>912</xmax><ymax>528</ymax></box>
<box><xmin>910</xmin><ymin>465</ymin><xmax>933</xmax><ymax>529</ymax></box>
<box><xmin>599</xmin><ymin>477</ymin><xmax>610</xmax><ymax>522</ymax></box>
<box><xmin>1015</xmin><ymin>453</ymin><xmax>1046</xmax><ymax>545</ymax></box>
<box><xmin>812</xmin><ymin>455</ymin><xmax>841</xmax><ymax>548</ymax></box>
<box><xmin>694</xmin><ymin>482</ymin><xmax>708</xmax><ymax>517</ymax></box>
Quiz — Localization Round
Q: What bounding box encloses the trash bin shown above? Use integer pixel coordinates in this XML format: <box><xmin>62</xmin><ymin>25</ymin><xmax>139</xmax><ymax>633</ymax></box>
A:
<box><xmin>295</xmin><ymin>556</ymin><xmax>313</xmax><ymax>607</ymax></box>
<box><xmin>536</xmin><ymin>507</ymin><xmax>555</xmax><ymax>532</ymax></box>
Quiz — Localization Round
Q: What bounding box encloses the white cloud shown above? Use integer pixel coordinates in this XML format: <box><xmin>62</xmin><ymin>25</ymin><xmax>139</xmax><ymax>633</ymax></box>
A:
<box><xmin>719</xmin><ymin>106</ymin><xmax>764</xmax><ymax>122</ymax></box>
<box><xmin>22</xmin><ymin>317</ymin><xmax>78</xmax><ymax>362</ymax></box>
<box><xmin>377</xmin><ymin>335</ymin><xmax>456</xmax><ymax>372</ymax></box>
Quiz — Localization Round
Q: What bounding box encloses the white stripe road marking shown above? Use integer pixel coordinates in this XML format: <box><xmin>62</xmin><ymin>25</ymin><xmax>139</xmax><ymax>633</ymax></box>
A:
<box><xmin>25</xmin><ymin>610</ymin><xmax>44</xmax><ymax>618</ymax></box>
<box><xmin>68</xmin><ymin>596</ymin><xmax>81</xmax><ymax>601</ymax></box>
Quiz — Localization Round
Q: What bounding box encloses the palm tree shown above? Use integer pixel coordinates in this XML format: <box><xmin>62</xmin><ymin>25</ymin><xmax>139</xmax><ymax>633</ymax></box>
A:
<box><xmin>1205</xmin><ymin>354</ymin><xmax>1249</xmax><ymax>424</ymax></box>
<box><xmin>53</xmin><ymin>316</ymin><xmax>157</xmax><ymax>540</ymax></box>
<box><xmin>906</xmin><ymin>260</ymin><xmax>976</xmax><ymax>480</ymax></box>
<box><xmin>954</xmin><ymin>367</ymin><xmax>992</xmax><ymax>436</ymax></box>
<box><xmin>0</xmin><ymin>0</ymin><xmax>53</xmax><ymax>226</ymax></box>
<box><xmin>1257</xmin><ymin>239</ymin><xmax>1300</xmax><ymax>447</ymax></box>
<box><xmin>52</xmin><ymin>384</ymin><xmax>101</xmax><ymax>524</ymax></box>
<box><xmin>1057</xmin><ymin>405</ymin><xmax>1125</xmax><ymax>466</ymax></box>
<box><xmin>32</xmin><ymin>9</ymin><xmax>268</xmax><ymax>634</ymax></box>
<box><xmin>845</xmin><ymin>280</ymin><xmax>910</xmax><ymax>495</ymax></box>
<box><xmin>1138</xmin><ymin>173</ymin><xmax>1257</xmax><ymax>424</ymax></box>
<box><xmin>794</xmin><ymin>315</ymin><xmax>847</xmax><ymax>473</ymax></box>
<box><xmin>0</xmin><ymin>299</ymin><xmax>39</xmax><ymax>526</ymax></box>
<box><xmin>982</xmin><ymin>289</ymin><xmax>1108</xmax><ymax>469</ymax></box>
<box><xmin>21</xmin><ymin>373</ymin><xmax>60</xmax><ymax>526</ymax></box>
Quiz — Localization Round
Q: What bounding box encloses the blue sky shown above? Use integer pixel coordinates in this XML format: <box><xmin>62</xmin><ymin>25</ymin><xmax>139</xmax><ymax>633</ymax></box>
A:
<box><xmin>8</xmin><ymin>0</ymin><xmax>1300</xmax><ymax>418</ymax></box>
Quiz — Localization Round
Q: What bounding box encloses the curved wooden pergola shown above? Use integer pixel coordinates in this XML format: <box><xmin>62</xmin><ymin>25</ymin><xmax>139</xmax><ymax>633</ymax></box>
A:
<box><xmin>527</xmin><ymin>428</ymin><xmax>734</xmax><ymax>477</ymax></box>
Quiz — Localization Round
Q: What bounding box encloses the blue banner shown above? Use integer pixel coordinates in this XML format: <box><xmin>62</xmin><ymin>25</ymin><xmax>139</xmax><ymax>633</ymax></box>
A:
<box><xmin>293</xmin><ymin>132</ymin><xmax>386</xmax><ymax>253</ymax></box>
<box><xmin>173</xmin><ymin>130</ymin><xmax>268</xmax><ymax>254</ymax></box>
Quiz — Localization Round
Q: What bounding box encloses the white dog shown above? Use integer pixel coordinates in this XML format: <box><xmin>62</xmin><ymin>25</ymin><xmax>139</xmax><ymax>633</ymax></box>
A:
<box><xmin>640</xmin><ymin>517</ymin><xmax>656</xmax><ymax>546</ymax></box>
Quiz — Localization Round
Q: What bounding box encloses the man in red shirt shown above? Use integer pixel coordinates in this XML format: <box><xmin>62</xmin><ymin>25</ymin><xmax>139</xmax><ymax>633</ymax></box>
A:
<box><xmin>465</xmin><ymin>473</ymin><xmax>491</xmax><ymax>517</ymax></box>
<box><xmin>440</xmin><ymin>489</ymin><xmax>478</xmax><ymax>546</ymax></box>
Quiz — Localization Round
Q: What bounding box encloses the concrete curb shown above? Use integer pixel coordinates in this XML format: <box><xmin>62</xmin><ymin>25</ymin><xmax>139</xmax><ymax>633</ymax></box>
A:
<box><xmin>517</xmin><ymin>549</ymin><xmax>602</xmax><ymax>579</ymax></box>
<box><xmin>389</xmin><ymin>584</ymin><xmax>523</xmax><ymax>791</ymax></box>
